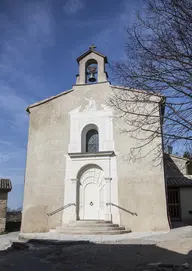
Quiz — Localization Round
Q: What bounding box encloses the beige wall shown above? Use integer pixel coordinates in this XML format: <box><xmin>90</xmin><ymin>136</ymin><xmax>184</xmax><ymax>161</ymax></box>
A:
<box><xmin>21</xmin><ymin>82</ymin><xmax>112</xmax><ymax>232</ymax></box>
<box><xmin>180</xmin><ymin>187</ymin><xmax>192</xmax><ymax>224</ymax></box>
<box><xmin>114</xmin><ymin>117</ymin><xmax>169</xmax><ymax>231</ymax></box>
<box><xmin>0</xmin><ymin>192</ymin><xmax>8</xmax><ymax>233</ymax></box>
<box><xmin>21</xmin><ymin>82</ymin><xmax>169</xmax><ymax>232</ymax></box>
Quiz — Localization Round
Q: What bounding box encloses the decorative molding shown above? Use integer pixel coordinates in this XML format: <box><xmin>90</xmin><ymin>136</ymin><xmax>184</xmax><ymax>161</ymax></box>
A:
<box><xmin>74</xmin><ymin>81</ymin><xmax>109</xmax><ymax>87</ymax></box>
<box><xmin>101</xmin><ymin>104</ymin><xmax>112</xmax><ymax>112</ymax></box>
<box><xmin>83</xmin><ymin>97</ymin><xmax>97</xmax><ymax>111</ymax></box>
<box><xmin>68</xmin><ymin>151</ymin><xmax>115</xmax><ymax>159</ymax></box>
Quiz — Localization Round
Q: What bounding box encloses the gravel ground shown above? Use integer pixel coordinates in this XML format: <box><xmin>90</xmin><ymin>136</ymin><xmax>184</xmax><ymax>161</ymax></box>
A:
<box><xmin>0</xmin><ymin>227</ymin><xmax>191</xmax><ymax>270</ymax></box>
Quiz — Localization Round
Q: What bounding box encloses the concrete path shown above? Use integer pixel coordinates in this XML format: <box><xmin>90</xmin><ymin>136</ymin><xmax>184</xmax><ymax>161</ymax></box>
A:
<box><xmin>0</xmin><ymin>227</ymin><xmax>191</xmax><ymax>270</ymax></box>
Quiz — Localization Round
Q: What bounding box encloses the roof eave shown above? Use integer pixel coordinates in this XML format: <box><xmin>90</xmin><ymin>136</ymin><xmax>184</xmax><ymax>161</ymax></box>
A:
<box><xmin>76</xmin><ymin>49</ymin><xmax>108</xmax><ymax>63</ymax></box>
<box><xmin>111</xmin><ymin>85</ymin><xmax>163</xmax><ymax>99</ymax></box>
<box><xmin>26</xmin><ymin>89</ymin><xmax>74</xmax><ymax>113</ymax></box>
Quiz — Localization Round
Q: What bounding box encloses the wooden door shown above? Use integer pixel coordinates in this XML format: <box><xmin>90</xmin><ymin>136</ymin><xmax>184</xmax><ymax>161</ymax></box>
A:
<box><xmin>167</xmin><ymin>188</ymin><xmax>181</xmax><ymax>221</ymax></box>
<box><xmin>83</xmin><ymin>183</ymin><xmax>99</xmax><ymax>219</ymax></box>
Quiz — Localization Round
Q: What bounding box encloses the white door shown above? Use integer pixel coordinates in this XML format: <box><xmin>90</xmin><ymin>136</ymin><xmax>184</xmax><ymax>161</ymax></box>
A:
<box><xmin>84</xmin><ymin>183</ymin><xmax>99</xmax><ymax>219</ymax></box>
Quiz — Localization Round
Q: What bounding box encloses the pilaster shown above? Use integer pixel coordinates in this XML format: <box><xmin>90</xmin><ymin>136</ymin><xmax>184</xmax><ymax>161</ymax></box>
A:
<box><xmin>62</xmin><ymin>178</ymin><xmax>77</xmax><ymax>223</ymax></box>
<box><xmin>104</xmin><ymin>177</ymin><xmax>112</xmax><ymax>221</ymax></box>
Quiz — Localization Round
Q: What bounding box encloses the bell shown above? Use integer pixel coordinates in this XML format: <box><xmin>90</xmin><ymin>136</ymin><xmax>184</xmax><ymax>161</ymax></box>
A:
<box><xmin>87</xmin><ymin>65</ymin><xmax>97</xmax><ymax>83</ymax></box>
<box><xmin>89</xmin><ymin>73</ymin><xmax>96</xmax><ymax>82</ymax></box>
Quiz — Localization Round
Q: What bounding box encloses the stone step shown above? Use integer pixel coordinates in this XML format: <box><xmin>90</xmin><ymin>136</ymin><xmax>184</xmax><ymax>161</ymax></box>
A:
<box><xmin>69</xmin><ymin>220</ymin><xmax>112</xmax><ymax>225</ymax></box>
<box><xmin>53</xmin><ymin>226</ymin><xmax>126</xmax><ymax>232</ymax></box>
<box><xmin>50</xmin><ymin>220</ymin><xmax>131</xmax><ymax>235</ymax></box>
<box><xmin>56</xmin><ymin>223</ymin><xmax>119</xmax><ymax>229</ymax></box>
<box><xmin>50</xmin><ymin>229</ymin><xmax>131</xmax><ymax>235</ymax></box>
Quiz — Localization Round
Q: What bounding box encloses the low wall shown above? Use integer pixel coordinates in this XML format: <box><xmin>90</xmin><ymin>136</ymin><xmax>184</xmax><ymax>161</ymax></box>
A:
<box><xmin>0</xmin><ymin>192</ymin><xmax>8</xmax><ymax>233</ymax></box>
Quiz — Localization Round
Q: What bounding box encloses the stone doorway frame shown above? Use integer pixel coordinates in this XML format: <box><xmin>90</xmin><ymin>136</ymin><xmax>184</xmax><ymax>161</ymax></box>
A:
<box><xmin>76</xmin><ymin>164</ymin><xmax>105</xmax><ymax>220</ymax></box>
<box><xmin>62</xmin><ymin>152</ymin><xmax>120</xmax><ymax>224</ymax></box>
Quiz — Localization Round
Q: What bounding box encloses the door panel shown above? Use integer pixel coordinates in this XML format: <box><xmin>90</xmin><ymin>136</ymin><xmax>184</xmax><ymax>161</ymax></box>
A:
<box><xmin>167</xmin><ymin>188</ymin><xmax>181</xmax><ymax>221</ymax></box>
<box><xmin>84</xmin><ymin>183</ymin><xmax>99</xmax><ymax>219</ymax></box>
<box><xmin>78</xmin><ymin>166</ymin><xmax>105</xmax><ymax>220</ymax></box>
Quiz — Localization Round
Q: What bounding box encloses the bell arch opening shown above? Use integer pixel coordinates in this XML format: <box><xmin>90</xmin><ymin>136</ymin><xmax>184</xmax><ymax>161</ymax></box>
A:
<box><xmin>85</xmin><ymin>59</ymin><xmax>98</xmax><ymax>83</ymax></box>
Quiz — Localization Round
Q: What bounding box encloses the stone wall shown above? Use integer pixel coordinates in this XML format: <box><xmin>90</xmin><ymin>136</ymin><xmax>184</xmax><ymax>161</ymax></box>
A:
<box><xmin>6</xmin><ymin>211</ymin><xmax>22</xmax><ymax>222</ymax></box>
<box><xmin>0</xmin><ymin>192</ymin><xmax>8</xmax><ymax>233</ymax></box>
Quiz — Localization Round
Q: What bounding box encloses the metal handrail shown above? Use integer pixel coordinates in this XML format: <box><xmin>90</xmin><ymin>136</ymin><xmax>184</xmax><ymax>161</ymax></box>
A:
<box><xmin>106</xmin><ymin>202</ymin><xmax>137</xmax><ymax>216</ymax></box>
<box><xmin>47</xmin><ymin>203</ymin><xmax>76</xmax><ymax>216</ymax></box>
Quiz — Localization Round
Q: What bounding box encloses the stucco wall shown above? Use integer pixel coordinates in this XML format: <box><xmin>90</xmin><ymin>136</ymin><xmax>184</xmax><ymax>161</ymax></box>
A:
<box><xmin>21</xmin><ymin>82</ymin><xmax>112</xmax><ymax>233</ymax></box>
<box><xmin>113</xmin><ymin>116</ymin><xmax>169</xmax><ymax>231</ymax></box>
<box><xmin>0</xmin><ymin>192</ymin><xmax>8</xmax><ymax>233</ymax></box>
<box><xmin>180</xmin><ymin>187</ymin><xmax>192</xmax><ymax>224</ymax></box>
<box><xmin>21</xmin><ymin>82</ymin><xmax>169</xmax><ymax>232</ymax></box>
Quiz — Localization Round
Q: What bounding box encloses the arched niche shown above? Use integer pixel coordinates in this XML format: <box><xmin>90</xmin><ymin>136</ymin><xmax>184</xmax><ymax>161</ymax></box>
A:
<box><xmin>85</xmin><ymin>59</ymin><xmax>98</xmax><ymax>83</ymax></box>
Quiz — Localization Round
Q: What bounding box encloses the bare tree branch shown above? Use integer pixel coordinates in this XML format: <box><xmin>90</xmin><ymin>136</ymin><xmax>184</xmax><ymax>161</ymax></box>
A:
<box><xmin>110</xmin><ymin>0</ymin><xmax>192</xmax><ymax>160</ymax></box>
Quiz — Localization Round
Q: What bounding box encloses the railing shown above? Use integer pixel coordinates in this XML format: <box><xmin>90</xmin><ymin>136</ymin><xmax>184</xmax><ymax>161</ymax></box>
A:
<box><xmin>47</xmin><ymin>203</ymin><xmax>76</xmax><ymax>216</ymax></box>
<box><xmin>106</xmin><ymin>202</ymin><xmax>137</xmax><ymax>216</ymax></box>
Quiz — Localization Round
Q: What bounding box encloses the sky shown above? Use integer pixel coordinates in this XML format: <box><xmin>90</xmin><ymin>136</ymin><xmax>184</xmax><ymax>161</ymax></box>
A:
<box><xmin>0</xmin><ymin>0</ymin><xmax>144</xmax><ymax>209</ymax></box>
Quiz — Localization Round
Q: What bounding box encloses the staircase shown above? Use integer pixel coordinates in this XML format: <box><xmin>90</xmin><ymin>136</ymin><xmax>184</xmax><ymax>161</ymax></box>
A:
<box><xmin>50</xmin><ymin>220</ymin><xmax>131</xmax><ymax>235</ymax></box>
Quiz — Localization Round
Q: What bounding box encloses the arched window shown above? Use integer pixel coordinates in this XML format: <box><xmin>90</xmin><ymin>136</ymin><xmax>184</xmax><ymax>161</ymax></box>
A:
<box><xmin>86</xmin><ymin>129</ymin><xmax>99</xmax><ymax>153</ymax></box>
<box><xmin>81</xmin><ymin>124</ymin><xmax>99</xmax><ymax>153</ymax></box>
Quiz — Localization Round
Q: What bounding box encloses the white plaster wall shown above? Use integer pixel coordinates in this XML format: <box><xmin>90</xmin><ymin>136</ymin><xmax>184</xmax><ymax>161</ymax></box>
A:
<box><xmin>68</xmin><ymin>104</ymin><xmax>114</xmax><ymax>153</ymax></box>
<box><xmin>180</xmin><ymin>187</ymin><xmax>192</xmax><ymax>224</ymax></box>
<box><xmin>63</xmin><ymin>155</ymin><xmax>120</xmax><ymax>224</ymax></box>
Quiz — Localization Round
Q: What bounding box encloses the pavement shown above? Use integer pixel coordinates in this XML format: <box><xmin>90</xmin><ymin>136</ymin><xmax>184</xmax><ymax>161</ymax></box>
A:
<box><xmin>0</xmin><ymin>232</ymin><xmax>19</xmax><ymax>251</ymax></box>
<box><xmin>0</xmin><ymin>227</ymin><xmax>191</xmax><ymax>270</ymax></box>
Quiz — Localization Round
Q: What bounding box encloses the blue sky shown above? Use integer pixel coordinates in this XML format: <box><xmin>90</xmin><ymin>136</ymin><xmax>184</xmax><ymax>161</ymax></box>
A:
<box><xmin>0</xmin><ymin>0</ymin><xmax>143</xmax><ymax>209</ymax></box>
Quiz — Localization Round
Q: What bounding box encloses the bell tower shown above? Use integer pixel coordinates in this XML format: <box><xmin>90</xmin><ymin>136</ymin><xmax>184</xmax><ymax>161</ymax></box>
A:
<box><xmin>76</xmin><ymin>45</ymin><xmax>108</xmax><ymax>85</ymax></box>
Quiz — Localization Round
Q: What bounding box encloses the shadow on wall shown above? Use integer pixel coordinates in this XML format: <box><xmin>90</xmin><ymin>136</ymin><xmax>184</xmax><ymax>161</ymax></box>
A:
<box><xmin>5</xmin><ymin>221</ymin><xmax>21</xmax><ymax>232</ymax></box>
<box><xmin>5</xmin><ymin>211</ymin><xmax>22</xmax><ymax>232</ymax></box>
<box><xmin>1</xmin><ymin>239</ymin><xmax>192</xmax><ymax>270</ymax></box>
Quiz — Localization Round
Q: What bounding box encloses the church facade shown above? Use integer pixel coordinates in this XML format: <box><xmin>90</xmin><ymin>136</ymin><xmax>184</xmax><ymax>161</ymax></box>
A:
<box><xmin>21</xmin><ymin>47</ymin><xmax>170</xmax><ymax>233</ymax></box>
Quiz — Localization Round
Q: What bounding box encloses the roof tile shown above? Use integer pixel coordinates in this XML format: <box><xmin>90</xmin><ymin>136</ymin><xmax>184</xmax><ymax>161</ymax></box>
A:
<box><xmin>167</xmin><ymin>177</ymin><xmax>192</xmax><ymax>187</ymax></box>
